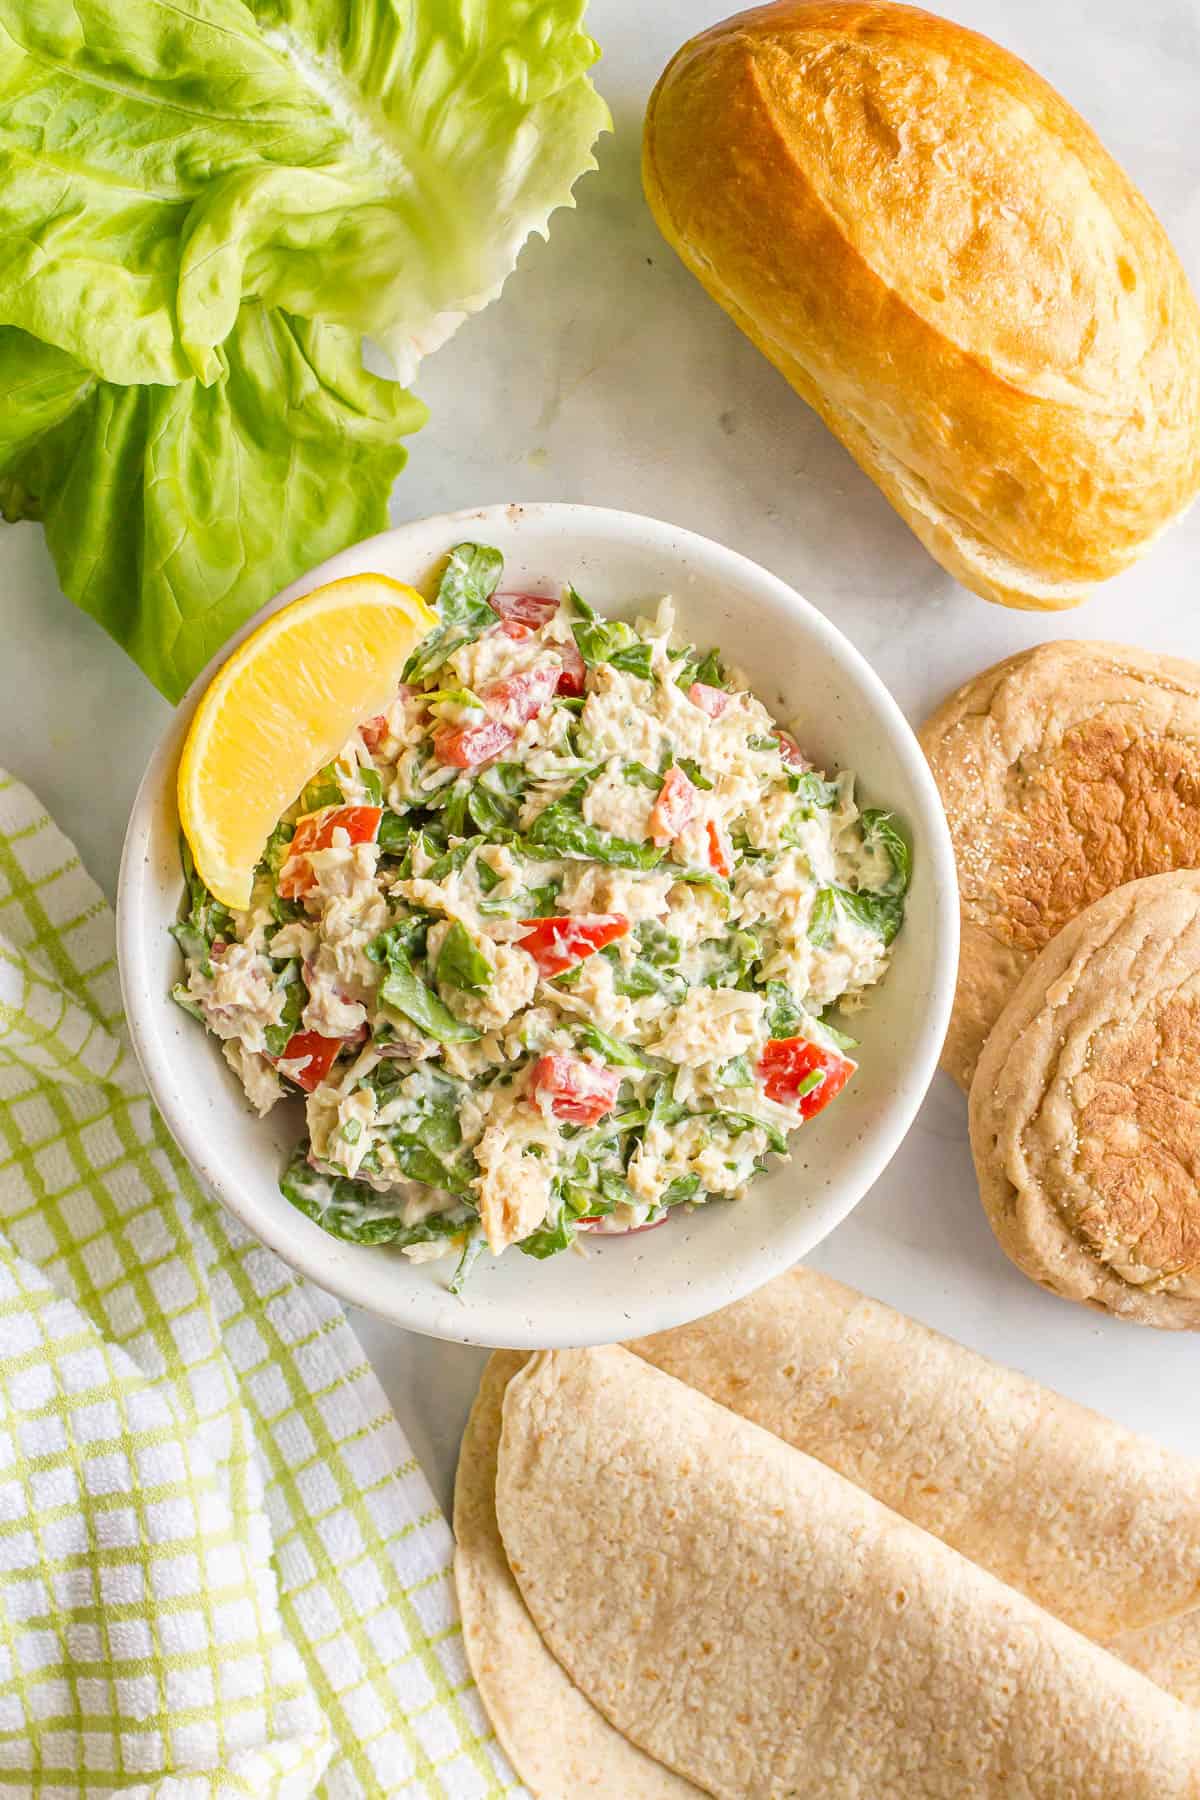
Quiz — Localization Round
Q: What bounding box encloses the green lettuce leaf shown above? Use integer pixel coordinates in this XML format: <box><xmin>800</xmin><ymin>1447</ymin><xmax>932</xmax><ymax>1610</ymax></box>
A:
<box><xmin>0</xmin><ymin>0</ymin><xmax>608</xmax><ymax>695</ymax></box>
<box><xmin>0</xmin><ymin>0</ymin><xmax>608</xmax><ymax>387</ymax></box>
<box><xmin>1</xmin><ymin>308</ymin><xmax>423</xmax><ymax>698</ymax></box>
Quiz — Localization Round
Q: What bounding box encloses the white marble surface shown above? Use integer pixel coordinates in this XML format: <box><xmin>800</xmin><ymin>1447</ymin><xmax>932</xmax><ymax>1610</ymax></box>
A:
<box><xmin>3</xmin><ymin>0</ymin><xmax>1199</xmax><ymax>1516</ymax></box>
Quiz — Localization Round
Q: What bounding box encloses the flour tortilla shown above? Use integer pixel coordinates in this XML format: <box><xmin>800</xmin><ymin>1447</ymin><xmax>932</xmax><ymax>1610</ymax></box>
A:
<box><xmin>631</xmin><ymin>1268</ymin><xmax>1200</xmax><ymax>1669</ymax></box>
<box><xmin>455</xmin><ymin>1272</ymin><xmax>1200</xmax><ymax>1799</ymax></box>
<box><xmin>496</xmin><ymin>1347</ymin><xmax>1200</xmax><ymax>1800</ymax></box>
<box><xmin>453</xmin><ymin>1350</ymin><xmax>702</xmax><ymax>1800</ymax></box>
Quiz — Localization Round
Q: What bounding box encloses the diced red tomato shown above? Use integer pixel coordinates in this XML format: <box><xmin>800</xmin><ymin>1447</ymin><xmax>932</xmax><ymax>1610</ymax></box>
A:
<box><xmin>688</xmin><ymin>681</ymin><xmax>731</xmax><ymax>718</ymax></box>
<box><xmin>757</xmin><ymin>1037</ymin><xmax>856</xmax><ymax>1117</ymax></box>
<box><xmin>778</xmin><ymin>731</ymin><xmax>809</xmax><ymax>769</ymax></box>
<box><xmin>481</xmin><ymin>663</ymin><xmax>561</xmax><ymax>728</ymax></box>
<box><xmin>555</xmin><ymin>637</ymin><xmax>586</xmax><ymax>698</ymax></box>
<box><xmin>530</xmin><ymin>1053</ymin><xmax>622</xmax><ymax>1125</ymax></box>
<box><xmin>432</xmin><ymin>719</ymin><xmax>515</xmax><ymax>768</ymax></box>
<box><xmin>495</xmin><ymin>618</ymin><xmax>534</xmax><ymax>641</ymax></box>
<box><xmin>489</xmin><ymin>591</ymin><xmax>559</xmax><ymax>629</ymax></box>
<box><xmin>706</xmin><ymin>819</ymin><xmax>733</xmax><ymax>878</ymax></box>
<box><xmin>278</xmin><ymin>805</ymin><xmax>382</xmax><ymax>898</ymax></box>
<box><xmin>275</xmin><ymin>1031</ymin><xmax>344</xmax><ymax>1093</ymax></box>
<box><xmin>290</xmin><ymin>805</ymin><xmax>381</xmax><ymax>858</ymax></box>
<box><xmin>517</xmin><ymin>913</ymin><xmax>630</xmax><ymax>978</ymax></box>
<box><xmin>648</xmin><ymin>765</ymin><xmax>697</xmax><ymax>846</ymax></box>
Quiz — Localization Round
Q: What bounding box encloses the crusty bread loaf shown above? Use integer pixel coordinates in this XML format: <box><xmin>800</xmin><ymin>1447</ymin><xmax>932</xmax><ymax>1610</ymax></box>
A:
<box><xmin>643</xmin><ymin>0</ymin><xmax>1200</xmax><ymax>610</ymax></box>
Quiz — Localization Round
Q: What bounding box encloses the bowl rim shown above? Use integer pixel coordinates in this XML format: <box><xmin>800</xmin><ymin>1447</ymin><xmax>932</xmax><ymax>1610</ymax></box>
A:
<box><xmin>117</xmin><ymin>500</ymin><xmax>958</xmax><ymax>1345</ymax></box>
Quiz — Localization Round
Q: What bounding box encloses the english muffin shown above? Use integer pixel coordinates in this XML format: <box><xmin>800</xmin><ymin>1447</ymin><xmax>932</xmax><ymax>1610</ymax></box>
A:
<box><xmin>970</xmin><ymin>871</ymin><xmax>1200</xmax><ymax>1329</ymax></box>
<box><xmin>921</xmin><ymin>642</ymin><xmax>1200</xmax><ymax>1086</ymax></box>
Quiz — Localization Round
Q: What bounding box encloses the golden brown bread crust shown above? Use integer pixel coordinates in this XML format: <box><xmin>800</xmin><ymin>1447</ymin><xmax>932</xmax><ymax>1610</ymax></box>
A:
<box><xmin>969</xmin><ymin>871</ymin><xmax>1200</xmax><ymax>1330</ymax></box>
<box><xmin>643</xmin><ymin>1</ymin><xmax>1200</xmax><ymax>608</ymax></box>
<box><xmin>919</xmin><ymin>641</ymin><xmax>1200</xmax><ymax>1086</ymax></box>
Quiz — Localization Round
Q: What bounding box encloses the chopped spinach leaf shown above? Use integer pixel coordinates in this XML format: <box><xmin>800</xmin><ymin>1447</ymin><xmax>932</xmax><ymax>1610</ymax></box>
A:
<box><xmin>262</xmin><ymin>819</ymin><xmax>295</xmax><ymax>882</ymax></box>
<box><xmin>377</xmin><ymin>810</ymin><xmax>411</xmax><ymax>853</ymax></box>
<box><xmin>527</xmin><ymin>788</ymin><xmax>664</xmax><ymax>870</ymax></box>
<box><xmin>661</xmin><ymin>1173</ymin><xmax>702</xmax><ymax>1206</ymax></box>
<box><xmin>573</xmin><ymin>1022</ymin><xmax>652</xmax><ymax>1070</ymax></box>
<box><xmin>649</xmin><ymin>1076</ymin><xmax>688</xmax><ymax>1128</ymax></box>
<box><xmin>789</xmin><ymin>769</ymin><xmax>839</xmax><ymax>810</ymax></box>
<box><xmin>609</xmin><ymin>643</ymin><xmax>653</xmax><ymax>680</ymax></box>
<box><xmin>478</xmin><ymin>878</ymin><xmax>559</xmax><ymax>920</ymax></box>
<box><xmin>436</xmin><ymin>921</ymin><xmax>492</xmax><ymax>996</ymax></box>
<box><xmin>692</xmin><ymin>647</ymin><xmax>725</xmax><ymax>688</ymax></box>
<box><xmin>636</xmin><ymin>920</ymin><xmax>681</xmax><ymax>964</ymax></box>
<box><xmin>833</xmin><ymin>885</ymin><xmax>906</xmax><ymax>946</ymax></box>
<box><xmin>764</xmin><ymin>981</ymin><xmax>806</xmax><ymax>1038</ymax></box>
<box><xmin>713</xmin><ymin>1110</ymin><xmax>789</xmax><ymax>1155</ymax></box>
<box><xmin>860</xmin><ymin>809</ymin><xmax>911</xmax><ymax>895</ymax></box>
<box><xmin>808</xmin><ymin>887</ymin><xmax>838</xmax><ymax>949</ymax></box>
<box><xmin>449</xmin><ymin>1226</ymin><xmax>488</xmax><ymax>1295</ymax></box>
<box><xmin>572</xmin><ymin>617</ymin><xmax>652</xmax><ymax>681</ymax></box>
<box><xmin>281</xmin><ymin>1148</ymin><xmax>474</xmax><ymax>1246</ymax></box>
<box><xmin>373</xmin><ymin>937</ymin><xmax>480</xmax><ymax>1043</ymax></box>
<box><xmin>518</xmin><ymin>1189</ymin><xmax>576</xmax><ymax>1259</ymax></box>
<box><xmin>170</xmin><ymin>833</ymin><xmax>234</xmax><ymax>971</ymax></box>
<box><xmin>468</xmin><ymin>762</ymin><xmax>526</xmax><ymax>833</ymax></box>
<box><xmin>675</xmin><ymin>756</ymin><xmax>713</xmax><ymax>791</ymax></box>
<box><xmin>604</xmin><ymin>949</ymin><xmax>687</xmax><ymax>1005</ymax></box>
<box><xmin>701</xmin><ymin>927</ymin><xmax>761</xmax><ymax>989</ymax></box>
<box><xmin>676</xmin><ymin>645</ymin><xmax>726</xmax><ymax>691</ymax></box>
<box><xmin>671</xmin><ymin>866</ymin><xmax>731</xmax><ymax>901</ymax></box>
<box><xmin>262</xmin><ymin>960</ymin><xmax>306</xmax><ymax>1057</ymax></box>
<box><xmin>367</xmin><ymin>914</ymin><xmax>432</xmax><ymax>965</ymax></box>
<box><xmin>169</xmin><ymin>982</ymin><xmax>206</xmax><ymax>1024</ymax></box>
<box><xmin>818</xmin><ymin>1008</ymin><xmax>859</xmax><ymax>1052</ymax></box>
<box><xmin>403</xmin><ymin>542</ymin><xmax>504</xmax><ymax>682</ymax></box>
<box><xmin>442</xmin><ymin>782</ymin><xmax>470</xmax><ymax>839</ymax></box>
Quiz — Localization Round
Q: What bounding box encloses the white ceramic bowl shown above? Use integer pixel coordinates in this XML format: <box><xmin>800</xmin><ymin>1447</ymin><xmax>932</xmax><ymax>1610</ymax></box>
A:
<box><xmin>118</xmin><ymin>502</ymin><xmax>957</xmax><ymax>1347</ymax></box>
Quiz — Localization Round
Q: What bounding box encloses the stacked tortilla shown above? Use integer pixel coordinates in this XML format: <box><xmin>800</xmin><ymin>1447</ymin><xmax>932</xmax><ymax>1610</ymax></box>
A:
<box><xmin>454</xmin><ymin>1270</ymin><xmax>1200</xmax><ymax>1797</ymax></box>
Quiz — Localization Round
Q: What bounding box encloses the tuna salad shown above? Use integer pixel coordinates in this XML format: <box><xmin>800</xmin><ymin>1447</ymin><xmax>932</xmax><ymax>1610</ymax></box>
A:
<box><xmin>172</xmin><ymin>542</ymin><xmax>910</xmax><ymax>1288</ymax></box>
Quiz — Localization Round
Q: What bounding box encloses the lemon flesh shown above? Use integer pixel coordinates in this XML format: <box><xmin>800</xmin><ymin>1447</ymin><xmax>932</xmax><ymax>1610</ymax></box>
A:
<box><xmin>177</xmin><ymin>573</ymin><xmax>437</xmax><ymax>910</ymax></box>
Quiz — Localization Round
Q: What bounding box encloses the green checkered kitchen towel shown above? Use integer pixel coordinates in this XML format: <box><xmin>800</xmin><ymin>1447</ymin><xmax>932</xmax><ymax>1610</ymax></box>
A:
<box><xmin>0</xmin><ymin>773</ymin><xmax>524</xmax><ymax>1799</ymax></box>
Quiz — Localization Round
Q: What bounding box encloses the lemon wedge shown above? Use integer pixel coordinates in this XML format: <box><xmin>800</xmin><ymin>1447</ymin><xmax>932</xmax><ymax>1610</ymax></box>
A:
<box><xmin>178</xmin><ymin>573</ymin><xmax>437</xmax><ymax>910</ymax></box>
